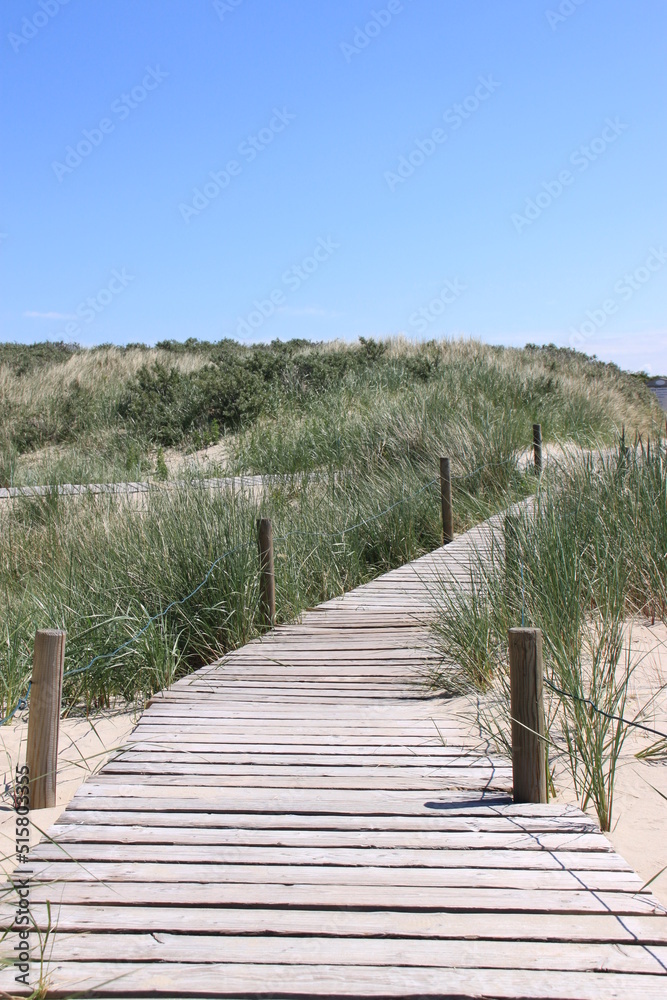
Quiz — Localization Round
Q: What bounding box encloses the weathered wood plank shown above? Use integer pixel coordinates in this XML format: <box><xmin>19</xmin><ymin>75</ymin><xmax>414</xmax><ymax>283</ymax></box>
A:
<box><xmin>3</xmin><ymin>904</ymin><xmax>666</xmax><ymax>944</ymax></box>
<box><xmin>28</xmin><ymin>844</ymin><xmax>630</xmax><ymax>872</ymax></box>
<box><xmin>52</xmin><ymin>809</ymin><xmax>600</xmax><ymax>833</ymax></box>
<box><xmin>11</xmin><ymin>881</ymin><xmax>663</xmax><ymax>913</ymax></box>
<box><xmin>45</xmin><ymin>823</ymin><xmax>611</xmax><ymax>850</ymax></box>
<box><xmin>2</xmin><ymin>961</ymin><xmax>666</xmax><ymax>999</ymax></box>
<box><xmin>13</xmin><ymin>933</ymin><xmax>667</xmax><ymax>974</ymax></box>
<box><xmin>20</xmin><ymin>860</ymin><xmax>645</xmax><ymax>891</ymax></box>
<box><xmin>65</xmin><ymin>786</ymin><xmax>520</xmax><ymax>811</ymax></box>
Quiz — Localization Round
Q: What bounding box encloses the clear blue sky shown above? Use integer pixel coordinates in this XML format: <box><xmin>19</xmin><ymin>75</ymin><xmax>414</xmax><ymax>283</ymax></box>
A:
<box><xmin>2</xmin><ymin>0</ymin><xmax>666</xmax><ymax>373</ymax></box>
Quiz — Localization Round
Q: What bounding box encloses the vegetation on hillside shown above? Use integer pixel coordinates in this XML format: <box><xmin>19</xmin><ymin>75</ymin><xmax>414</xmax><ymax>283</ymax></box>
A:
<box><xmin>0</xmin><ymin>336</ymin><xmax>663</xmax><ymax>721</ymax></box>
<box><xmin>0</xmin><ymin>337</ymin><xmax>660</xmax><ymax>486</ymax></box>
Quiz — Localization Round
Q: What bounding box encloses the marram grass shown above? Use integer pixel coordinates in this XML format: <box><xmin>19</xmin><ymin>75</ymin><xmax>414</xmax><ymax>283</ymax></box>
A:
<box><xmin>429</xmin><ymin>439</ymin><xmax>667</xmax><ymax>830</ymax></box>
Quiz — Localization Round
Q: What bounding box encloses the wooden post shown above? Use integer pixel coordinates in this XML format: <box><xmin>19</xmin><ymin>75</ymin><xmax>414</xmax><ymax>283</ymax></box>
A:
<box><xmin>508</xmin><ymin>628</ymin><xmax>547</xmax><ymax>804</ymax></box>
<box><xmin>26</xmin><ymin>629</ymin><xmax>66</xmax><ymax>810</ymax></box>
<box><xmin>620</xmin><ymin>424</ymin><xmax>626</xmax><ymax>468</ymax></box>
<box><xmin>440</xmin><ymin>457</ymin><xmax>453</xmax><ymax>544</ymax></box>
<box><xmin>257</xmin><ymin>517</ymin><xmax>276</xmax><ymax>628</ymax></box>
<box><xmin>533</xmin><ymin>423</ymin><xmax>542</xmax><ymax>473</ymax></box>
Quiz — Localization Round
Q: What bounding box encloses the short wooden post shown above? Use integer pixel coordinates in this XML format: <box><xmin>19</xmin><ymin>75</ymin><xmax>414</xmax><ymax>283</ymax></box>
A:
<box><xmin>440</xmin><ymin>457</ymin><xmax>453</xmax><ymax>544</ymax></box>
<box><xmin>26</xmin><ymin>629</ymin><xmax>66</xmax><ymax>810</ymax></box>
<box><xmin>257</xmin><ymin>517</ymin><xmax>276</xmax><ymax>628</ymax></box>
<box><xmin>509</xmin><ymin>628</ymin><xmax>547</xmax><ymax>804</ymax></box>
<box><xmin>620</xmin><ymin>424</ymin><xmax>626</xmax><ymax>468</ymax></box>
<box><xmin>533</xmin><ymin>423</ymin><xmax>542</xmax><ymax>473</ymax></box>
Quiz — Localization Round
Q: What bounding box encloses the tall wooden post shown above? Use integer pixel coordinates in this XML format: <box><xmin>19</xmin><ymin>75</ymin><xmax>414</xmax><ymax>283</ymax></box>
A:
<box><xmin>533</xmin><ymin>423</ymin><xmax>542</xmax><ymax>474</ymax></box>
<box><xmin>257</xmin><ymin>517</ymin><xmax>276</xmax><ymax>628</ymax></box>
<box><xmin>26</xmin><ymin>629</ymin><xmax>66</xmax><ymax>810</ymax></box>
<box><xmin>508</xmin><ymin>628</ymin><xmax>547</xmax><ymax>804</ymax></box>
<box><xmin>440</xmin><ymin>457</ymin><xmax>453</xmax><ymax>544</ymax></box>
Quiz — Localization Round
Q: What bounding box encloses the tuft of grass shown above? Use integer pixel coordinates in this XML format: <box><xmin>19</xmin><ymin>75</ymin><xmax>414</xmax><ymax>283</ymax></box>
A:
<box><xmin>155</xmin><ymin>447</ymin><xmax>169</xmax><ymax>482</ymax></box>
<box><xmin>429</xmin><ymin>439</ymin><xmax>667</xmax><ymax>830</ymax></box>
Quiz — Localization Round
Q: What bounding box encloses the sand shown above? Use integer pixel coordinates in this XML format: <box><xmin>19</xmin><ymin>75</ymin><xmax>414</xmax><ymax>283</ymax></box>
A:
<box><xmin>555</xmin><ymin>619</ymin><xmax>667</xmax><ymax>905</ymax></box>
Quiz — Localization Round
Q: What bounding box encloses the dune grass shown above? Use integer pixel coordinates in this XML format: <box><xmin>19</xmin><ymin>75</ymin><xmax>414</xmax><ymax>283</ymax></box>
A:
<box><xmin>0</xmin><ymin>337</ymin><xmax>660</xmax><ymax>486</ymax></box>
<box><xmin>0</xmin><ymin>336</ymin><xmax>663</xmax><ymax>725</ymax></box>
<box><xmin>0</xmin><ymin>453</ymin><xmax>533</xmax><ymax>719</ymax></box>
<box><xmin>428</xmin><ymin>439</ymin><xmax>667</xmax><ymax>829</ymax></box>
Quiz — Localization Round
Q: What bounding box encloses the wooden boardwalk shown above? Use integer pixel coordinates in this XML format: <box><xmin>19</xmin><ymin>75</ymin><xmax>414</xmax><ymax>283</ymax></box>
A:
<box><xmin>3</xmin><ymin>515</ymin><xmax>667</xmax><ymax>998</ymax></box>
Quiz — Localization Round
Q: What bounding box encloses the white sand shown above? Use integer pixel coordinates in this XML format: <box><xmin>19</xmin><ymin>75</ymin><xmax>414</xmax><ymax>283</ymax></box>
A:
<box><xmin>163</xmin><ymin>437</ymin><xmax>233</xmax><ymax>476</ymax></box>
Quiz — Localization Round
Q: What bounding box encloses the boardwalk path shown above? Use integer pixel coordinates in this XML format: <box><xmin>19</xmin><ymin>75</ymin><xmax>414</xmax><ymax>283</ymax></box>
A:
<box><xmin>3</xmin><ymin>514</ymin><xmax>667</xmax><ymax>998</ymax></box>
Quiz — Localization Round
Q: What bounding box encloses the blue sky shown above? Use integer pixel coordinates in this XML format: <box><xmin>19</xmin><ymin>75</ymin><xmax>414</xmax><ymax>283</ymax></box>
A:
<box><xmin>2</xmin><ymin>0</ymin><xmax>666</xmax><ymax>373</ymax></box>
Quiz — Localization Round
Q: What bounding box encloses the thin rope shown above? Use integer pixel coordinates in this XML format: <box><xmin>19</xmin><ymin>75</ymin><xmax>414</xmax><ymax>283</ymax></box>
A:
<box><xmin>544</xmin><ymin>678</ymin><xmax>667</xmax><ymax>741</ymax></box>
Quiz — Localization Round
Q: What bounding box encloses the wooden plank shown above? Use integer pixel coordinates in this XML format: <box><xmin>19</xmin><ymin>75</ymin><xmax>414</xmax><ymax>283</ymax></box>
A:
<box><xmin>21</xmin><ymin>860</ymin><xmax>644</xmax><ymax>890</ymax></box>
<box><xmin>74</xmin><ymin>773</ymin><xmax>512</xmax><ymax>791</ymax></box>
<box><xmin>12</xmin><ymin>881</ymin><xmax>663</xmax><ymax>913</ymax></box>
<box><xmin>113</xmin><ymin>746</ymin><xmax>499</xmax><ymax>760</ymax></box>
<box><xmin>2</xmin><ymin>961</ymin><xmax>666</xmax><ymax>998</ymax></box>
<box><xmin>65</xmin><ymin>786</ymin><xmax>522</xmax><ymax>811</ymax></box>
<box><xmin>53</xmin><ymin>809</ymin><xmax>600</xmax><ymax>833</ymax></box>
<box><xmin>43</xmin><ymin>823</ymin><xmax>613</xmax><ymax>850</ymax></box>
<box><xmin>4</xmin><ymin>904</ymin><xmax>666</xmax><ymax>945</ymax></box>
<box><xmin>16</xmin><ymin>933</ymin><xmax>667</xmax><ymax>974</ymax></box>
<box><xmin>29</xmin><ymin>844</ymin><xmax>630</xmax><ymax>872</ymax></box>
<box><xmin>99</xmin><ymin>761</ymin><xmax>511</xmax><ymax>779</ymax></box>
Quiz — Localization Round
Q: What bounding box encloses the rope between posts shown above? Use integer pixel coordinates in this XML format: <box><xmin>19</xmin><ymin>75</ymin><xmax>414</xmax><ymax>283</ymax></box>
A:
<box><xmin>0</xmin><ymin>683</ymin><xmax>30</xmax><ymax>725</ymax></box>
<box><xmin>544</xmin><ymin>677</ymin><xmax>667</xmax><ymax>742</ymax></box>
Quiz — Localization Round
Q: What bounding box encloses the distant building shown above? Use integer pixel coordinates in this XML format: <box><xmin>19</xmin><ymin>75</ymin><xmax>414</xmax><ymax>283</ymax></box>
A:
<box><xmin>647</xmin><ymin>377</ymin><xmax>667</xmax><ymax>411</ymax></box>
